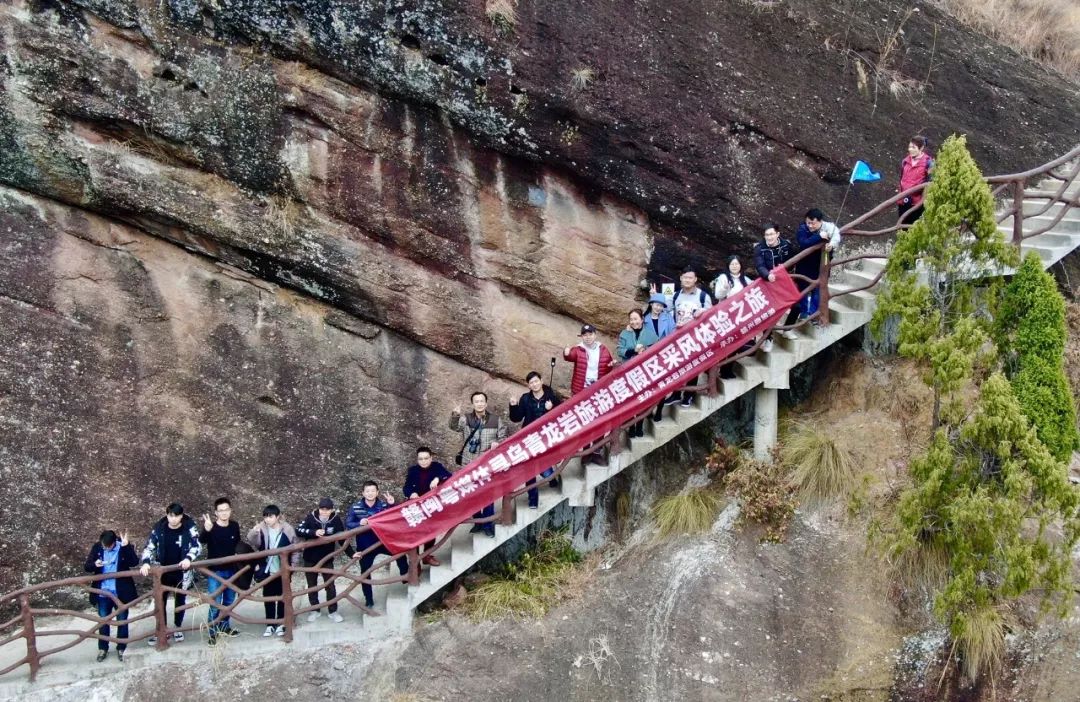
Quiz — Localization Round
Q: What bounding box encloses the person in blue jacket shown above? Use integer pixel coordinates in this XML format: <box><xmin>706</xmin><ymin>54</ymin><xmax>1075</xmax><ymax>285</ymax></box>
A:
<box><xmin>84</xmin><ymin>530</ymin><xmax>139</xmax><ymax>662</ymax></box>
<box><xmin>346</xmin><ymin>481</ymin><xmax>408</xmax><ymax>609</ymax></box>
<box><xmin>618</xmin><ymin>308</ymin><xmax>661</xmax><ymax>437</ymax></box>
<box><xmin>403</xmin><ymin>448</ymin><xmax>453</xmax><ymax>565</ymax></box>
<box><xmin>794</xmin><ymin>208</ymin><xmax>841</xmax><ymax>323</ymax></box>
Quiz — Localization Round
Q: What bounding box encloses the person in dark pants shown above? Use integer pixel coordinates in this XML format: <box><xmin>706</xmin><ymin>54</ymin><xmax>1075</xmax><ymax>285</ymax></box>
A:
<box><xmin>897</xmin><ymin>135</ymin><xmax>934</xmax><ymax>225</ymax></box>
<box><xmin>296</xmin><ymin>497</ymin><xmax>346</xmax><ymax>623</ymax></box>
<box><xmin>403</xmin><ymin>448</ymin><xmax>453</xmax><ymax>564</ymax></box>
<box><xmin>794</xmin><ymin>208</ymin><xmax>841</xmax><ymax>325</ymax></box>
<box><xmin>509</xmin><ymin>372</ymin><xmax>562</xmax><ymax>505</ymax></box>
<box><xmin>753</xmin><ymin>224</ymin><xmax>801</xmax><ymax>351</ymax></box>
<box><xmin>200</xmin><ymin>497</ymin><xmax>242</xmax><ymax>644</ymax></box>
<box><xmin>617</xmin><ymin>311</ymin><xmax>660</xmax><ymax>437</ymax></box>
<box><xmin>139</xmin><ymin>502</ymin><xmax>200</xmax><ymax>646</ymax></box>
<box><xmin>84</xmin><ymin>530</ymin><xmax>138</xmax><ymax>662</ymax></box>
<box><xmin>246</xmin><ymin>505</ymin><xmax>300</xmax><ymax>638</ymax></box>
<box><xmin>449</xmin><ymin>392</ymin><xmax>508</xmax><ymax>536</ymax></box>
<box><xmin>346</xmin><ymin>481</ymin><xmax>408</xmax><ymax>609</ymax></box>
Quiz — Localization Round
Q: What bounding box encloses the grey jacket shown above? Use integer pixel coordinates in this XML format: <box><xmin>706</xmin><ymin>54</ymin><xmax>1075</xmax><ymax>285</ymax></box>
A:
<box><xmin>449</xmin><ymin>411</ymin><xmax>509</xmax><ymax>465</ymax></box>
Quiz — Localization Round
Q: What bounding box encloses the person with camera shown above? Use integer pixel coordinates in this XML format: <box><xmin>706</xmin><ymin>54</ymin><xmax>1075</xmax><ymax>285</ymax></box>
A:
<box><xmin>84</xmin><ymin>529</ymin><xmax>139</xmax><ymax>662</ymax></box>
<box><xmin>449</xmin><ymin>392</ymin><xmax>508</xmax><ymax>537</ymax></box>
<box><xmin>509</xmin><ymin>371</ymin><xmax>563</xmax><ymax>506</ymax></box>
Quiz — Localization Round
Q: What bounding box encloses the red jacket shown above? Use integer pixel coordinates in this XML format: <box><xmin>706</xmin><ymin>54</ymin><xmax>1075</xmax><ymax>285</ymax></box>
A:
<box><xmin>898</xmin><ymin>154</ymin><xmax>933</xmax><ymax>206</ymax></box>
<box><xmin>563</xmin><ymin>343</ymin><xmax>615</xmax><ymax>395</ymax></box>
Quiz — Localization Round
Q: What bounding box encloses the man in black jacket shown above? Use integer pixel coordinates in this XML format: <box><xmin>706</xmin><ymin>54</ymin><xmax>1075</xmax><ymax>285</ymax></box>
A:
<box><xmin>139</xmin><ymin>502</ymin><xmax>200</xmax><ymax>645</ymax></box>
<box><xmin>509</xmin><ymin>371</ymin><xmax>562</xmax><ymax>507</ymax></box>
<box><xmin>200</xmin><ymin>497</ymin><xmax>242</xmax><ymax>644</ymax></box>
<box><xmin>753</xmin><ymin>223</ymin><xmax>802</xmax><ymax>352</ymax></box>
<box><xmin>296</xmin><ymin>497</ymin><xmax>346</xmax><ymax>623</ymax></box>
<box><xmin>84</xmin><ymin>530</ymin><xmax>139</xmax><ymax>662</ymax></box>
<box><xmin>403</xmin><ymin>447</ymin><xmax>454</xmax><ymax>566</ymax></box>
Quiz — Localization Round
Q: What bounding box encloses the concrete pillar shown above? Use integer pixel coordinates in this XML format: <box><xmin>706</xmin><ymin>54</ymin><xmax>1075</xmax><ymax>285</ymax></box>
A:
<box><xmin>753</xmin><ymin>386</ymin><xmax>778</xmax><ymax>461</ymax></box>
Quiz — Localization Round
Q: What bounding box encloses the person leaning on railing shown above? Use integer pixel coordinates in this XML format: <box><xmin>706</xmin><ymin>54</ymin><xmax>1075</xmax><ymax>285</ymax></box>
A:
<box><xmin>83</xmin><ymin>529</ymin><xmax>138</xmax><ymax>663</ymax></box>
<box><xmin>795</xmin><ymin>208</ymin><xmax>841</xmax><ymax>326</ymax></box>
<box><xmin>753</xmin><ymin>224</ymin><xmax>801</xmax><ymax>353</ymax></box>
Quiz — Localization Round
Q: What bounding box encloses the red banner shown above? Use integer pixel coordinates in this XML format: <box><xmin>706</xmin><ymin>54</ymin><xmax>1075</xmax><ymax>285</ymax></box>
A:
<box><xmin>369</xmin><ymin>269</ymin><xmax>802</xmax><ymax>552</ymax></box>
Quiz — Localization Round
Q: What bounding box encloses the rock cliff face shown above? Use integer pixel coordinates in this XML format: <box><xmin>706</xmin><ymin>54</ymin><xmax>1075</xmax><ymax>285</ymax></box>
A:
<box><xmin>0</xmin><ymin>0</ymin><xmax>1077</xmax><ymax>592</ymax></box>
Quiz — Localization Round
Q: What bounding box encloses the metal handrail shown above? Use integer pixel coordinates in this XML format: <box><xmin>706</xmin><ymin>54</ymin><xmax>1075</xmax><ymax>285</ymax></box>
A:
<box><xmin>2</xmin><ymin>144</ymin><xmax>1078</xmax><ymax>682</ymax></box>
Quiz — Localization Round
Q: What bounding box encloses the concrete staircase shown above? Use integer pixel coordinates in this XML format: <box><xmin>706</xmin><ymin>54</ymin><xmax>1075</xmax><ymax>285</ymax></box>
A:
<box><xmin>2</xmin><ymin>178</ymin><xmax>1078</xmax><ymax>694</ymax></box>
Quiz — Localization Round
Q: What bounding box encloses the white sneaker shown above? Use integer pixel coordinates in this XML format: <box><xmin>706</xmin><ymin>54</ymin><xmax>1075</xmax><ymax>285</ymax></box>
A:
<box><xmin>275</xmin><ymin>625</ymin><xmax>286</xmax><ymax>637</ymax></box>
<box><xmin>762</xmin><ymin>338</ymin><xmax>773</xmax><ymax>353</ymax></box>
<box><xmin>329</xmin><ymin>612</ymin><xmax>344</xmax><ymax>623</ymax></box>
<box><xmin>263</xmin><ymin>626</ymin><xmax>274</xmax><ymax>637</ymax></box>
<box><xmin>306</xmin><ymin>611</ymin><xmax>321</xmax><ymax>623</ymax></box>
<box><xmin>781</xmin><ymin>329</ymin><xmax>799</xmax><ymax>340</ymax></box>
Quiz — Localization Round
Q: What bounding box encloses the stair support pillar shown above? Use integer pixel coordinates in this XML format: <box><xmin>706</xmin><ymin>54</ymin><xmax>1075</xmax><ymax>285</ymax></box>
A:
<box><xmin>753</xmin><ymin>386</ymin><xmax>779</xmax><ymax>462</ymax></box>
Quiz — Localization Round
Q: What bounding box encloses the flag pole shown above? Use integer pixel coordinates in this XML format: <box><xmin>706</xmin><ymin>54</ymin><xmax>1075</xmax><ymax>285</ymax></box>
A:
<box><xmin>833</xmin><ymin>181</ymin><xmax>854</xmax><ymax>225</ymax></box>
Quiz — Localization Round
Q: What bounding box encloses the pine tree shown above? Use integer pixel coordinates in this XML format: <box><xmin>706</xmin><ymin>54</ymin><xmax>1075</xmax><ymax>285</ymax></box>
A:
<box><xmin>890</xmin><ymin>374</ymin><xmax>1079</xmax><ymax>680</ymax></box>
<box><xmin>995</xmin><ymin>251</ymin><xmax>1078</xmax><ymax>462</ymax></box>
<box><xmin>871</xmin><ymin>134</ymin><xmax>1017</xmax><ymax>427</ymax></box>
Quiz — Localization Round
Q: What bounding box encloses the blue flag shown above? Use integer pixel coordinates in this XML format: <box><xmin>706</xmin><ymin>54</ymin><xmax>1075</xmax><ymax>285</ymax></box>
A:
<box><xmin>849</xmin><ymin>160</ymin><xmax>881</xmax><ymax>184</ymax></box>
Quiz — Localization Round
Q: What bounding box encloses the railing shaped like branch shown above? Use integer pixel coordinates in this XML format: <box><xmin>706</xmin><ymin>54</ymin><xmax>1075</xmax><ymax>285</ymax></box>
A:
<box><xmin>2</xmin><ymin>145</ymin><xmax>1078</xmax><ymax>683</ymax></box>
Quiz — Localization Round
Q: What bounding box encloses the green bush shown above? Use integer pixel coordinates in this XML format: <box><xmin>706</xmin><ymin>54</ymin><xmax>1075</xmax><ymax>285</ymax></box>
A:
<box><xmin>651</xmin><ymin>489</ymin><xmax>723</xmax><ymax>537</ymax></box>
<box><xmin>782</xmin><ymin>424</ymin><xmax>858</xmax><ymax>502</ymax></box>
<box><xmin>996</xmin><ymin>251</ymin><xmax>1078</xmax><ymax>461</ymax></box>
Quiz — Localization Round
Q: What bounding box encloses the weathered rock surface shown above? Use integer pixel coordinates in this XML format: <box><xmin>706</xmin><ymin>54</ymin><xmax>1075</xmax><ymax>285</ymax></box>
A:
<box><xmin>1</xmin><ymin>0</ymin><xmax>1078</xmax><ymax>595</ymax></box>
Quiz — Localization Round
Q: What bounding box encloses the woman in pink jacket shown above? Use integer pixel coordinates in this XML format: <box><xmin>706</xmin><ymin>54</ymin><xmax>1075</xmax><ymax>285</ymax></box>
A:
<box><xmin>897</xmin><ymin>135</ymin><xmax>934</xmax><ymax>225</ymax></box>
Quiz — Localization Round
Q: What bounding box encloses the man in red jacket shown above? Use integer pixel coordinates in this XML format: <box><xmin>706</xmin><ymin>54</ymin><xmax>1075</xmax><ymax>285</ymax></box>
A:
<box><xmin>563</xmin><ymin>324</ymin><xmax>616</xmax><ymax>465</ymax></box>
<box><xmin>563</xmin><ymin>324</ymin><xmax>616</xmax><ymax>395</ymax></box>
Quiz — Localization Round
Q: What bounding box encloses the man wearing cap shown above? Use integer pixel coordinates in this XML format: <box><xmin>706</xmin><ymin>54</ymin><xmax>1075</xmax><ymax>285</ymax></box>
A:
<box><xmin>563</xmin><ymin>324</ymin><xmax>616</xmax><ymax>396</ymax></box>
<box><xmin>403</xmin><ymin>447</ymin><xmax>454</xmax><ymax>564</ymax></box>
<box><xmin>296</xmin><ymin>497</ymin><xmax>346</xmax><ymax>623</ymax></box>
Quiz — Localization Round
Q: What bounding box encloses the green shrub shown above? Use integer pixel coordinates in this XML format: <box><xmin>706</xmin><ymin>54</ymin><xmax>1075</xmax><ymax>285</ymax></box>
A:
<box><xmin>782</xmin><ymin>424</ymin><xmax>858</xmax><ymax>502</ymax></box>
<box><xmin>996</xmin><ymin>251</ymin><xmax>1078</xmax><ymax>462</ymax></box>
<box><xmin>651</xmin><ymin>489</ymin><xmax>723</xmax><ymax>537</ymax></box>
<box><xmin>723</xmin><ymin>459</ymin><xmax>797</xmax><ymax>542</ymax></box>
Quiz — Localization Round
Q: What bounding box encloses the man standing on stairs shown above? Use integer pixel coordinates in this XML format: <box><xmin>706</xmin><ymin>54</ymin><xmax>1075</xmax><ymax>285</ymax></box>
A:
<box><xmin>509</xmin><ymin>371</ymin><xmax>563</xmax><ymax>505</ymax></box>
<box><xmin>347</xmin><ymin>481</ymin><xmax>409</xmax><ymax>609</ymax></box>
<box><xmin>564</xmin><ymin>325</ymin><xmax>617</xmax><ymax>465</ymax></box>
<box><xmin>200</xmin><ymin>497</ymin><xmax>243</xmax><ymax>645</ymax></box>
<box><xmin>795</xmin><ymin>208</ymin><xmax>841</xmax><ymax>325</ymax></box>
<box><xmin>659</xmin><ymin>270</ymin><xmax>714</xmax><ymax>407</ymax></box>
<box><xmin>139</xmin><ymin>502</ymin><xmax>200</xmax><ymax>646</ymax></box>
<box><xmin>296</xmin><ymin>497</ymin><xmax>346</xmax><ymax>624</ymax></box>
<box><xmin>403</xmin><ymin>448</ymin><xmax>453</xmax><ymax>562</ymax></box>
<box><xmin>450</xmin><ymin>392</ymin><xmax>508</xmax><ymax>538</ymax></box>
<box><xmin>754</xmin><ymin>223</ymin><xmax>801</xmax><ymax>352</ymax></box>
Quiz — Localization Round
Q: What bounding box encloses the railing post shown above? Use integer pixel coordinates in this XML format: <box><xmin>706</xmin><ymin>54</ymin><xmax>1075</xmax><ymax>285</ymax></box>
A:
<box><xmin>406</xmin><ymin>548</ymin><xmax>421</xmax><ymax>586</ymax></box>
<box><xmin>706</xmin><ymin>366</ymin><xmax>719</xmax><ymax>397</ymax></box>
<box><xmin>19</xmin><ymin>594</ymin><xmax>39</xmax><ymax>682</ymax></box>
<box><xmin>152</xmin><ymin>569</ymin><xmax>168</xmax><ymax>652</ymax></box>
<box><xmin>1012</xmin><ymin>179</ymin><xmax>1025</xmax><ymax>247</ymax></box>
<box><xmin>280</xmin><ymin>559</ymin><xmax>294</xmax><ymax>643</ymax></box>
<box><xmin>500</xmin><ymin>494</ymin><xmax>514</xmax><ymax>526</ymax></box>
<box><xmin>819</xmin><ymin>252</ymin><xmax>832</xmax><ymax>327</ymax></box>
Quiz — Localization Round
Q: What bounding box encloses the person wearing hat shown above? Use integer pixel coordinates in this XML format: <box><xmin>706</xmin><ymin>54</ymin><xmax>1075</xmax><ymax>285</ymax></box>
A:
<box><xmin>296</xmin><ymin>497</ymin><xmax>346</xmax><ymax>623</ymax></box>
<box><xmin>618</xmin><ymin>309</ymin><xmax>661</xmax><ymax>438</ymax></box>
<box><xmin>403</xmin><ymin>447</ymin><xmax>454</xmax><ymax>562</ymax></box>
<box><xmin>643</xmin><ymin>292</ymin><xmax>676</xmax><ymax>339</ymax></box>
<box><xmin>563</xmin><ymin>324</ymin><xmax>616</xmax><ymax>396</ymax></box>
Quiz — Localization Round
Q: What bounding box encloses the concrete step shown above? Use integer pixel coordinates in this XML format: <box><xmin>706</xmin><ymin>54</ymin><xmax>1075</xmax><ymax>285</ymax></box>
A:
<box><xmin>1001</xmin><ymin>212</ymin><xmax>1080</xmax><ymax>235</ymax></box>
<box><xmin>1021</xmin><ymin>199</ymin><xmax>1076</xmax><ymax>217</ymax></box>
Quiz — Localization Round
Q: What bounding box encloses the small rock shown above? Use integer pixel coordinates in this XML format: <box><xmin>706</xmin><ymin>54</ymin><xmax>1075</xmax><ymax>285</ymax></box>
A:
<box><xmin>443</xmin><ymin>583</ymin><xmax>468</xmax><ymax>609</ymax></box>
<box><xmin>332</xmin><ymin>659</ymin><xmax>345</xmax><ymax>671</ymax></box>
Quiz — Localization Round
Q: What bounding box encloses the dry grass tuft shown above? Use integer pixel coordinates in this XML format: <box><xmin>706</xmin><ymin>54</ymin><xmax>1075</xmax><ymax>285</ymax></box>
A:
<box><xmin>954</xmin><ymin>603</ymin><xmax>1010</xmax><ymax>682</ymax></box>
<box><xmin>782</xmin><ymin>423</ymin><xmax>858</xmax><ymax>502</ymax></box>
<box><xmin>486</xmin><ymin>0</ymin><xmax>517</xmax><ymax>33</ymax></box>
<box><xmin>651</xmin><ymin>489</ymin><xmax>723</xmax><ymax>537</ymax></box>
<box><xmin>569</xmin><ymin>67</ymin><xmax>596</xmax><ymax>92</ymax></box>
<box><xmin>934</xmin><ymin>0</ymin><xmax>1080</xmax><ymax>81</ymax></box>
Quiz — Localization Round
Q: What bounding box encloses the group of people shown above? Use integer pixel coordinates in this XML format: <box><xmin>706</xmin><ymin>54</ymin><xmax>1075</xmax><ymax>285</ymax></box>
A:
<box><xmin>82</xmin><ymin>137</ymin><xmax>934</xmax><ymax>663</ymax></box>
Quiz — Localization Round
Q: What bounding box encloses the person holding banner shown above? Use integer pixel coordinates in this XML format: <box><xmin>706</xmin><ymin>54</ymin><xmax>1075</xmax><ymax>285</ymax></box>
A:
<box><xmin>450</xmin><ymin>392</ymin><xmax>508</xmax><ymax>537</ymax></box>
<box><xmin>754</xmin><ymin>224</ymin><xmax>801</xmax><ymax>352</ymax></box>
<box><xmin>403</xmin><ymin>448</ymin><xmax>453</xmax><ymax>563</ymax></box>
<box><xmin>617</xmin><ymin>310</ymin><xmax>660</xmax><ymax>438</ymax></box>
<box><xmin>509</xmin><ymin>372</ymin><xmax>562</xmax><ymax>507</ymax></box>
<box><xmin>346</xmin><ymin>482</ymin><xmax>408</xmax><ymax>608</ymax></box>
